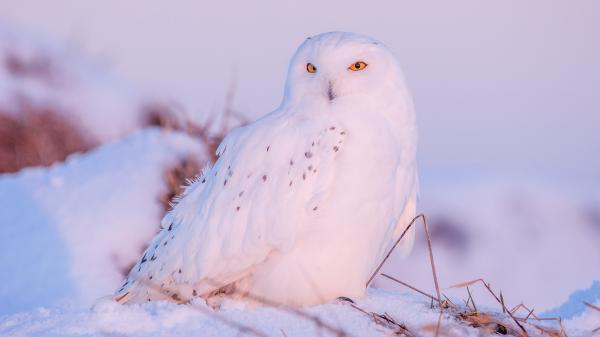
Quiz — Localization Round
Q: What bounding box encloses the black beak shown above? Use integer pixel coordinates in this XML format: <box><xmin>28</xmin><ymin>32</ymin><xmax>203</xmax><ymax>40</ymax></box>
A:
<box><xmin>327</xmin><ymin>81</ymin><xmax>335</xmax><ymax>101</ymax></box>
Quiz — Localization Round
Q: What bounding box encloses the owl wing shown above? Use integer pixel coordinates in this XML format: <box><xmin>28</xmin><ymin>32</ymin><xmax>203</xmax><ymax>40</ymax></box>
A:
<box><xmin>114</xmin><ymin>110</ymin><xmax>348</xmax><ymax>304</ymax></box>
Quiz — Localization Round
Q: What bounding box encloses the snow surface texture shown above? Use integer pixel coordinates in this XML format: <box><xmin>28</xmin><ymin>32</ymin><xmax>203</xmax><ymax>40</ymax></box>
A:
<box><xmin>0</xmin><ymin>22</ymin><xmax>145</xmax><ymax>143</ymax></box>
<box><xmin>0</xmin><ymin>128</ymin><xmax>205</xmax><ymax>315</ymax></box>
<box><xmin>1</xmin><ymin>288</ymin><xmax>598</xmax><ymax>337</ymax></box>
<box><xmin>0</xmin><ymin>289</ymin><xmax>499</xmax><ymax>337</ymax></box>
<box><xmin>543</xmin><ymin>281</ymin><xmax>600</xmax><ymax>335</ymax></box>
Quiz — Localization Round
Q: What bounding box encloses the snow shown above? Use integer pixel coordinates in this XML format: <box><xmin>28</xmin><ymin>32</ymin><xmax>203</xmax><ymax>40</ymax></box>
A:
<box><xmin>544</xmin><ymin>281</ymin><xmax>600</xmax><ymax>320</ymax></box>
<box><xmin>0</xmin><ymin>289</ymin><xmax>479</xmax><ymax>337</ymax></box>
<box><xmin>0</xmin><ymin>128</ymin><xmax>205</xmax><ymax>315</ymax></box>
<box><xmin>542</xmin><ymin>281</ymin><xmax>600</xmax><ymax>334</ymax></box>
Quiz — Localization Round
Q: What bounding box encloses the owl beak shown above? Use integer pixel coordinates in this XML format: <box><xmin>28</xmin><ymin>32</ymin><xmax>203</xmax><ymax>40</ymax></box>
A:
<box><xmin>327</xmin><ymin>81</ymin><xmax>336</xmax><ymax>101</ymax></box>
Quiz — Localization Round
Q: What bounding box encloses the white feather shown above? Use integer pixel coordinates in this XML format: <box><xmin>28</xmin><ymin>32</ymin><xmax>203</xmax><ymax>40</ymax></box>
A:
<box><xmin>115</xmin><ymin>32</ymin><xmax>418</xmax><ymax>307</ymax></box>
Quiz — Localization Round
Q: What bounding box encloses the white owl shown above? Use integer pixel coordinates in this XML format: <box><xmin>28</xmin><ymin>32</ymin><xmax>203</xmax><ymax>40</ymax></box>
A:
<box><xmin>114</xmin><ymin>32</ymin><xmax>418</xmax><ymax>307</ymax></box>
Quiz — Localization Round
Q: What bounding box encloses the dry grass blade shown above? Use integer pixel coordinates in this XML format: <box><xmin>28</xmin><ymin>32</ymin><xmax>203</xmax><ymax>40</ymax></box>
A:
<box><xmin>367</xmin><ymin>214</ymin><xmax>442</xmax><ymax>305</ymax></box>
<box><xmin>449</xmin><ymin>278</ymin><xmax>485</xmax><ymax>289</ymax></box>
<box><xmin>583</xmin><ymin>301</ymin><xmax>600</xmax><ymax>312</ymax></box>
<box><xmin>434</xmin><ymin>310</ymin><xmax>442</xmax><ymax>337</ymax></box>
<box><xmin>366</xmin><ymin>215</ymin><xmax>419</xmax><ymax>287</ymax></box>
<box><xmin>380</xmin><ymin>273</ymin><xmax>440</xmax><ymax>305</ymax></box>
<box><xmin>420</xmin><ymin>214</ymin><xmax>442</xmax><ymax>303</ymax></box>
<box><xmin>450</xmin><ymin>278</ymin><xmax>527</xmax><ymax>334</ymax></box>
<box><xmin>466</xmin><ymin>286</ymin><xmax>477</xmax><ymax>312</ymax></box>
<box><xmin>135</xmin><ymin>278</ymin><xmax>270</xmax><ymax>337</ymax></box>
<box><xmin>133</xmin><ymin>275</ymin><xmax>349</xmax><ymax>337</ymax></box>
<box><xmin>340</xmin><ymin>301</ymin><xmax>416</xmax><ymax>337</ymax></box>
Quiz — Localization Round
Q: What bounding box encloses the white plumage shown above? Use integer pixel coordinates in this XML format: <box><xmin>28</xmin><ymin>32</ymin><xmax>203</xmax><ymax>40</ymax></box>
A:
<box><xmin>114</xmin><ymin>31</ymin><xmax>418</xmax><ymax>307</ymax></box>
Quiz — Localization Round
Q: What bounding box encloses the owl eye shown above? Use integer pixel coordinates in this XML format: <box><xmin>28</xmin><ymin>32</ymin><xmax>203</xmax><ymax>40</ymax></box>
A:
<box><xmin>349</xmin><ymin>61</ymin><xmax>368</xmax><ymax>71</ymax></box>
<box><xmin>306</xmin><ymin>63</ymin><xmax>317</xmax><ymax>73</ymax></box>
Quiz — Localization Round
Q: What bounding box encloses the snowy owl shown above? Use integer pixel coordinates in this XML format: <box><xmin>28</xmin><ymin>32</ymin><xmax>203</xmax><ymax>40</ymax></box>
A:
<box><xmin>114</xmin><ymin>31</ymin><xmax>418</xmax><ymax>307</ymax></box>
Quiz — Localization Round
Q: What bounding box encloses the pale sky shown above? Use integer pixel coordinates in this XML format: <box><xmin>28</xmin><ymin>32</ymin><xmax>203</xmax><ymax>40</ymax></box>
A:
<box><xmin>1</xmin><ymin>0</ymin><xmax>599</xmax><ymax>183</ymax></box>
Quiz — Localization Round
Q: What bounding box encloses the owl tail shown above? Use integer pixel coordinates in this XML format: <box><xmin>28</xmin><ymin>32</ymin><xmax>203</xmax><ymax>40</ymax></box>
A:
<box><xmin>112</xmin><ymin>277</ymin><xmax>174</xmax><ymax>304</ymax></box>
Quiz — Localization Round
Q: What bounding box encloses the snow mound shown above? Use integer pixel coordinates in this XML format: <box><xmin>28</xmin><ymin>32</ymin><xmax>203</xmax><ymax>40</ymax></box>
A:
<box><xmin>0</xmin><ymin>128</ymin><xmax>205</xmax><ymax>315</ymax></box>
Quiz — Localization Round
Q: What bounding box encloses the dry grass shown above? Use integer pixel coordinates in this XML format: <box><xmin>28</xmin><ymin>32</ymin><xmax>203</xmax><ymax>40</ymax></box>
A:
<box><xmin>0</xmin><ymin>105</ymin><xmax>96</xmax><ymax>174</ymax></box>
<box><xmin>368</xmin><ymin>214</ymin><xmax>583</xmax><ymax>337</ymax></box>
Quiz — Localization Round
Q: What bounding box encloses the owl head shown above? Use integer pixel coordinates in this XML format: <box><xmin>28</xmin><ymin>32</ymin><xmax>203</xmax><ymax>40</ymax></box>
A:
<box><xmin>282</xmin><ymin>32</ymin><xmax>408</xmax><ymax>107</ymax></box>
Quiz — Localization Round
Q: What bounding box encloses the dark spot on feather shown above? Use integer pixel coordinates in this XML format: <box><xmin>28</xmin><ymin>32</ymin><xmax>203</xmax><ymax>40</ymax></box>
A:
<box><xmin>168</xmin><ymin>223</ymin><xmax>173</xmax><ymax>231</ymax></box>
<box><xmin>308</xmin><ymin>165</ymin><xmax>313</xmax><ymax>171</ymax></box>
<box><xmin>311</xmin><ymin>141</ymin><xmax>315</xmax><ymax>146</ymax></box>
<box><xmin>266</xmin><ymin>145</ymin><xmax>270</xmax><ymax>152</ymax></box>
<box><xmin>236</xmin><ymin>206</ymin><xmax>240</xmax><ymax>211</ymax></box>
<box><xmin>333</xmin><ymin>146</ymin><xmax>339</xmax><ymax>152</ymax></box>
<box><xmin>201</xmin><ymin>178</ymin><xmax>206</xmax><ymax>183</ymax></box>
<box><xmin>141</xmin><ymin>254</ymin><xmax>147</xmax><ymax>264</ymax></box>
<box><xmin>302</xmin><ymin>173</ymin><xmax>306</xmax><ymax>180</ymax></box>
<box><xmin>330</xmin><ymin>126</ymin><xmax>336</xmax><ymax>130</ymax></box>
<box><xmin>290</xmin><ymin>159</ymin><xmax>294</xmax><ymax>166</ymax></box>
<box><xmin>149</xmin><ymin>275</ymin><xmax>153</xmax><ymax>280</ymax></box>
<box><xmin>313</xmin><ymin>169</ymin><xmax>317</xmax><ymax>173</ymax></box>
<box><xmin>163</xmin><ymin>241</ymin><xmax>168</xmax><ymax>246</ymax></box>
<box><xmin>223</xmin><ymin>179</ymin><xmax>228</xmax><ymax>186</ymax></box>
<box><xmin>178</xmin><ymin>268</ymin><xmax>182</xmax><ymax>274</ymax></box>
<box><xmin>340</xmin><ymin>131</ymin><xmax>346</xmax><ymax>135</ymax></box>
<box><xmin>313</xmin><ymin>206</ymin><xmax>318</xmax><ymax>211</ymax></box>
<box><xmin>228</xmin><ymin>170</ymin><xmax>233</xmax><ymax>177</ymax></box>
<box><xmin>154</xmin><ymin>244</ymin><xmax>158</xmax><ymax>249</ymax></box>
<box><xmin>262</xmin><ymin>175</ymin><xmax>267</xmax><ymax>182</ymax></box>
<box><xmin>305</xmin><ymin>151</ymin><xmax>312</xmax><ymax>158</ymax></box>
<box><xmin>150</xmin><ymin>255</ymin><xmax>157</xmax><ymax>261</ymax></box>
<box><xmin>239</xmin><ymin>191</ymin><xmax>244</xmax><ymax>197</ymax></box>
<box><xmin>193</xmin><ymin>289</ymin><xmax>198</xmax><ymax>296</ymax></box>
<box><xmin>289</xmin><ymin>180</ymin><xmax>293</xmax><ymax>186</ymax></box>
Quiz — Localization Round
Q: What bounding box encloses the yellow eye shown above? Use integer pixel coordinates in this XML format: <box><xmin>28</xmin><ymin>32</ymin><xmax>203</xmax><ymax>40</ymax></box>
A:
<box><xmin>349</xmin><ymin>61</ymin><xmax>368</xmax><ymax>71</ymax></box>
<box><xmin>306</xmin><ymin>63</ymin><xmax>317</xmax><ymax>73</ymax></box>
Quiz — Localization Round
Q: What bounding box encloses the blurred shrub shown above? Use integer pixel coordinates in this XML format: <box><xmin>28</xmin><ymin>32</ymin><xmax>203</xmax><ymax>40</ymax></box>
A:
<box><xmin>0</xmin><ymin>105</ymin><xmax>95</xmax><ymax>174</ymax></box>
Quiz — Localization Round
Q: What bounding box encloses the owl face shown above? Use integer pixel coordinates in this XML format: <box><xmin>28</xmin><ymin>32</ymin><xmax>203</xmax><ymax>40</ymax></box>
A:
<box><xmin>283</xmin><ymin>32</ymin><xmax>405</xmax><ymax>106</ymax></box>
